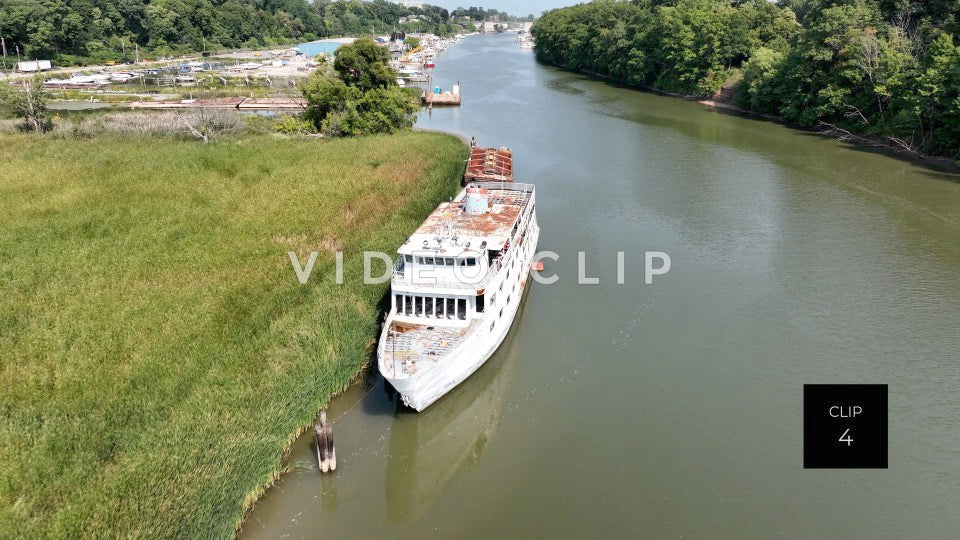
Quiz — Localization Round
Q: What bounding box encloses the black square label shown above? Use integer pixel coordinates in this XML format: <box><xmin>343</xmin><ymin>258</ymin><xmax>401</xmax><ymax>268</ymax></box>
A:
<box><xmin>804</xmin><ymin>384</ymin><xmax>887</xmax><ymax>468</ymax></box>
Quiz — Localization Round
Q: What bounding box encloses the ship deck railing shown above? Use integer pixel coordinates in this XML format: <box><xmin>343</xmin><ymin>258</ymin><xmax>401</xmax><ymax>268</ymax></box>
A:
<box><xmin>390</xmin><ymin>182</ymin><xmax>535</xmax><ymax>291</ymax></box>
<box><xmin>391</xmin><ymin>250</ymin><xmax>512</xmax><ymax>291</ymax></box>
<box><xmin>382</xmin><ymin>318</ymin><xmax>483</xmax><ymax>377</ymax></box>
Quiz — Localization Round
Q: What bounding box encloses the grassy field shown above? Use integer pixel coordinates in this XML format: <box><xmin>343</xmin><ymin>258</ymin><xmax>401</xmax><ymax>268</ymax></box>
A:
<box><xmin>0</xmin><ymin>131</ymin><xmax>467</xmax><ymax>537</ymax></box>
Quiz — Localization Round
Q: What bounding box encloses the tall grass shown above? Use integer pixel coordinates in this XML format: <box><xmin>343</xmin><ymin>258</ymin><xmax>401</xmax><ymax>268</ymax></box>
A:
<box><xmin>0</xmin><ymin>132</ymin><xmax>467</xmax><ymax>537</ymax></box>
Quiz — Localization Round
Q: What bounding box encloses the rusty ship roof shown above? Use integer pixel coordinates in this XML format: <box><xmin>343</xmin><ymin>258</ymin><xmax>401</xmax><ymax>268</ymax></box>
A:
<box><xmin>400</xmin><ymin>184</ymin><xmax>533</xmax><ymax>254</ymax></box>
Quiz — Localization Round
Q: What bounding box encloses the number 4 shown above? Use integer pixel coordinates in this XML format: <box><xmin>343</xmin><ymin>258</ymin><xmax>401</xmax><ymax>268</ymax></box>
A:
<box><xmin>839</xmin><ymin>429</ymin><xmax>854</xmax><ymax>446</ymax></box>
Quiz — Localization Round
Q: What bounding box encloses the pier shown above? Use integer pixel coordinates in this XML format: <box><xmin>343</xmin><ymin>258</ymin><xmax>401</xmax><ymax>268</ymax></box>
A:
<box><xmin>129</xmin><ymin>97</ymin><xmax>305</xmax><ymax>110</ymax></box>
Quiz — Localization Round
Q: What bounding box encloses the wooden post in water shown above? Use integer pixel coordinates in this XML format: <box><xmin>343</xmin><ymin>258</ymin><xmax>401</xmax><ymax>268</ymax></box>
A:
<box><xmin>315</xmin><ymin>411</ymin><xmax>336</xmax><ymax>473</ymax></box>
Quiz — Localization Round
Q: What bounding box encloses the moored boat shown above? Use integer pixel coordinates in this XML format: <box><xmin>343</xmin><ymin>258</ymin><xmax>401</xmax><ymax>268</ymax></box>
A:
<box><xmin>463</xmin><ymin>146</ymin><xmax>514</xmax><ymax>185</ymax></box>
<box><xmin>378</xmin><ymin>181</ymin><xmax>539</xmax><ymax>411</ymax></box>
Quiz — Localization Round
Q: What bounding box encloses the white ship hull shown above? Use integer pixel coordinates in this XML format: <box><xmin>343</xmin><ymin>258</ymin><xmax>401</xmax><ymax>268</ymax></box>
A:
<box><xmin>381</xmin><ymin>219</ymin><xmax>538</xmax><ymax>411</ymax></box>
<box><xmin>378</xmin><ymin>181</ymin><xmax>539</xmax><ymax>411</ymax></box>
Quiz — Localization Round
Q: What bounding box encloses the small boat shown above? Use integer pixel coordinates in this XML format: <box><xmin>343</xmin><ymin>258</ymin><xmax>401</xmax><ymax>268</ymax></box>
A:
<box><xmin>397</xmin><ymin>77</ymin><xmax>406</xmax><ymax>88</ymax></box>
<box><xmin>378</xmin><ymin>180</ymin><xmax>540</xmax><ymax>411</ymax></box>
<box><xmin>463</xmin><ymin>146</ymin><xmax>514</xmax><ymax>185</ymax></box>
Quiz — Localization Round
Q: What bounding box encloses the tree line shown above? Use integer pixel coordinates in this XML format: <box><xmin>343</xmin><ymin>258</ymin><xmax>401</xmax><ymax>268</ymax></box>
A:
<box><xmin>531</xmin><ymin>0</ymin><xmax>960</xmax><ymax>158</ymax></box>
<box><xmin>0</xmin><ymin>0</ymin><xmax>463</xmax><ymax>66</ymax></box>
<box><xmin>451</xmin><ymin>7</ymin><xmax>536</xmax><ymax>22</ymax></box>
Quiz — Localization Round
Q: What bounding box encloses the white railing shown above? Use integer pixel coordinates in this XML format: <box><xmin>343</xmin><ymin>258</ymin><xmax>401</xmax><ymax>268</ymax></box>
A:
<box><xmin>389</xmin><ymin>182</ymin><xmax>535</xmax><ymax>291</ymax></box>
<box><xmin>392</xmin><ymin>250</ymin><xmax>513</xmax><ymax>290</ymax></box>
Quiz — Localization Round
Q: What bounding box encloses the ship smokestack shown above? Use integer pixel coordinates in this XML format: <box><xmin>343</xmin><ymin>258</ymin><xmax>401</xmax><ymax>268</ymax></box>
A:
<box><xmin>464</xmin><ymin>186</ymin><xmax>489</xmax><ymax>215</ymax></box>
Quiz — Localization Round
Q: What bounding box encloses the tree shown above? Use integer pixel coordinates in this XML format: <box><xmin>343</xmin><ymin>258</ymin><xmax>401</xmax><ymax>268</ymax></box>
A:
<box><xmin>737</xmin><ymin>46</ymin><xmax>785</xmax><ymax>112</ymax></box>
<box><xmin>178</xmin><ymin>107</ymin><xmax>243</xmax><ymax>143</ymax></box>
<box><xmin>333</xmin><ymin>37</ymin><xmax>397</xmax><ymax>91</ymax></box>
<box><xmin>301</xmin><ymin>37</ymin><xmax>416</xmax><ymax>137</ymax></box>
<box><xmin>0</xmin><ymin>76</ymin><xmax>52</xmax><ymax>133</ymax></box>
<box><xmin>301</xmin><ymin>74</ymin><xmax>361</xmax><ymax>130</ymax></box>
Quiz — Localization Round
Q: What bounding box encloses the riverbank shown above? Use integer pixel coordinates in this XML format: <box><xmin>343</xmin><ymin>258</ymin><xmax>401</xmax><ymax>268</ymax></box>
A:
<box><xmin>0</xmin><ymin>131</ymin><xmax>467</xmax><ymax>537</ymax></box>
<box><xmin>537</xmin><ymin>60</ymin><xmax>960</xmax><ymax>172</ymax></box>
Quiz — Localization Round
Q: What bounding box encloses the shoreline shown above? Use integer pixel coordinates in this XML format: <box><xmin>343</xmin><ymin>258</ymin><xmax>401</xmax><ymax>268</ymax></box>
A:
<box><xmin>1</xmin><ymin>130</ymin><xmax>468</xmax><ymax>538</ymax></box>
<box><xmin>233</xmin><ymin>127</ymin><xmax>468</xmax><ymax>537</ymax></box>
<box><xmin>538</xmin><ymin>60</ymin><xmax>960</xmax><ymax>174</ymax></box>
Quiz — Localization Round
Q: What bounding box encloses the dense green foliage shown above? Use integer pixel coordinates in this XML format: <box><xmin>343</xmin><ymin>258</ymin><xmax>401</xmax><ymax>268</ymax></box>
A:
<box><xmin>0</xmin><ymin>0</ymin><xmax>457</xmax><ymax>65</ymax></box>
<box><xmin>302</xmin><ymin>37</ymin><xmax>416</xmax><ymax>136</ymax></box>
<box><xmin>333</xmin><ymin>37</ymin><xmax>395</xmax><ymax>91</ymax></box>
<box><xmin>532</xmin><ymin>0</ymin><xmax>960</xmax><ymax>157</ymax></box>
<box><xmin>0</xmin><ymin>75</ymin><xmax>51</xmax><ymax>132</ymax></box>
<box><xmin>0</xmin><ymin>131</ymin><xmax>467</xmax><ymax>537</ymax></box>
<box><xmin>451</xmin><ymin>6</ymin><xmax>536</xmax><ymax>21</ymax></box>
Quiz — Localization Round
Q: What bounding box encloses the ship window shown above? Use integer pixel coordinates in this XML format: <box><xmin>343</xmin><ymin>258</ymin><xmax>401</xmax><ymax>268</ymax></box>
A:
<box><xmin>438</xmin><ymin>297</ymin><xmax>445</xmax><ymax>318</ymax></box>
<box><xmin>499</xmin><ymin>308</ymin><xmax>503</xmax><ymax>318</ymax></box>
<box><xmin>490</xmin><ymin>321</ymin><xmax>495</xmax><ymax>331</ymax></box>
<box><xmin>395</xmin><ymin>294</ymin><xmax>402</xmax><ymax>313</ymax></box>
<box><xmin>467</xmin><ymin>258</ymin><xmax>477</xmax><ymax>266</ymax></box>
<box><xmin>426</xmin><ymin>257</ymin><xmax>435</xmax><ymax>266</ymax></box>
<box><xmin>425</xmin><ymin>297</ymin><xmax>435</xmax><ymax>318</ymax></box>
<box><xmin>405</xmin><ymin>254</ymin><xmax>413</xmax><ymax>263</ymax></box>
<box><xmin>457</xmin><ymin>298</ymin><xmax>466</xmax><ymax>320</ymax></box>
<box><xmin>415</xmin><ymin>296</ymin><xmax>423</xmax><ymax>316</ymax></box>
<box><xmin>404</xmin><ymin>295</ymin><xmax>412</xmax><ymax>315</ymax></box>
<box><xmin>446</xmin><ymin>298</ymin><xmax>455</xmax><ymax>319</ymax></box>
<box><xmin>490</xmin><ymin>294</ymin><xmax>496</xmax><ymax>306</ymax></box>
<box><xmin>446</xmin><ymin>257</ymin><xmax>454</xmax><ymax>266</ymax></box>
<box><xmin>476</xmin><ymin>294</ymin><xmax>485</xmax><ymax>313</ymax></box>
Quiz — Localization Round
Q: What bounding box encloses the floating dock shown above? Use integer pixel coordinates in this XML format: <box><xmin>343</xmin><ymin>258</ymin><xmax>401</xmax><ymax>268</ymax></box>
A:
<box><xmin>422</xmin><ymin>92</ymin><xmax>461</xmax><ymax>107</ymax></box>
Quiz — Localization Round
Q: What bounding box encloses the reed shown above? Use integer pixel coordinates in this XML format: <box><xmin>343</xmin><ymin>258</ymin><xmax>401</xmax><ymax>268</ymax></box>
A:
<box><xmin>0</xmin><ymin>131</ymin><xmax>467</xmax><ymax>537</ymax></box>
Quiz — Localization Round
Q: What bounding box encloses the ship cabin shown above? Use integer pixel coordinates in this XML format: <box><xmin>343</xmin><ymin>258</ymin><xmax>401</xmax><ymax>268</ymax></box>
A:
<box><xmin>390</xmin><ymin>183</ymin><xmax>535</xmax><ymax>329</ymax></box>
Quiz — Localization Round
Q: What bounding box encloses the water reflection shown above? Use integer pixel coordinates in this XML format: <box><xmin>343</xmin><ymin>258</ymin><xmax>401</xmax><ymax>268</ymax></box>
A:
<box><xmin>383</xmin><ymin>292</ymin><xmax>528</xmax><ymax>522</ymax></box>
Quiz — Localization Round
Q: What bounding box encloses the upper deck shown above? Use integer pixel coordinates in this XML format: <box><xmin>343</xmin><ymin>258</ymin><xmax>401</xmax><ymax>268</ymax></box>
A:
<box><xmin>401</xmin><ymin>182</ymin><xmax>534</xmax><ymax>256</ymax></box>
<box><xmin>392</xmin><ymin>182</ymin><xmax>536</xmax><ymax>292</ymax></box>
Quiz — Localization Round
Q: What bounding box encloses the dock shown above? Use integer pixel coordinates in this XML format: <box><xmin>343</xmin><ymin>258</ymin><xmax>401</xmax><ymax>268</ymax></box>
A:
<box><xmin>422</xmin><ymin>92</ymin><xmax>461</xmax><ymax>107</ymax></box>
<box><xmin>129</xmin><ymin>96</ymin><xmax>305</xmax><ymax>110</ymax></box>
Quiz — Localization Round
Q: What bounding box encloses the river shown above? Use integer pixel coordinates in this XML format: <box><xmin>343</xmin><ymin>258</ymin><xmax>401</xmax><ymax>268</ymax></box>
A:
<box><xmin>240</xmin><ymin>34</ymin><xmax>960</xmax><ymax>538</ymax></box>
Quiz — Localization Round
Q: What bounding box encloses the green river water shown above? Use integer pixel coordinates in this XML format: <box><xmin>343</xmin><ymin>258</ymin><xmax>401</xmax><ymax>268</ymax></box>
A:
<box><xmin>240</xmin><ymin>34</ymin><xmax>960</xmax><ymax>538</ymax></box>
